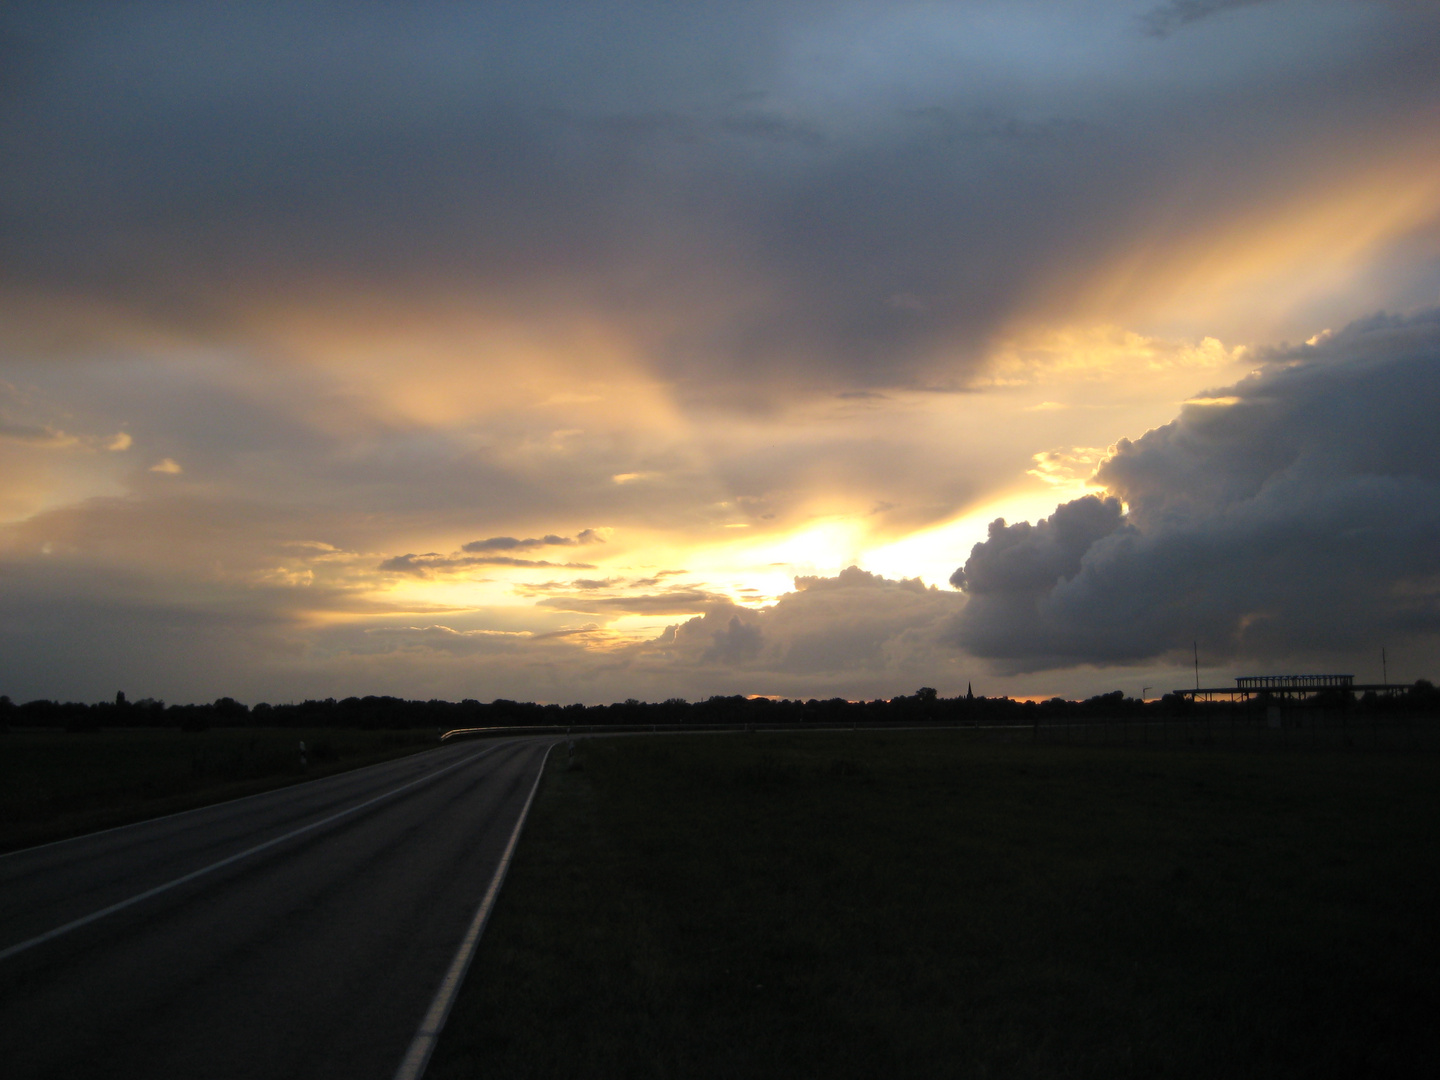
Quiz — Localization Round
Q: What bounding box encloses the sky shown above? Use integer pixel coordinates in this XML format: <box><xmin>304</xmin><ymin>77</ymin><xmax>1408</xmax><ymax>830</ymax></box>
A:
<box><xmin>2</xmin><ymin>0</ymin><xmax>1439</xmax><ymax>706</ymax></box>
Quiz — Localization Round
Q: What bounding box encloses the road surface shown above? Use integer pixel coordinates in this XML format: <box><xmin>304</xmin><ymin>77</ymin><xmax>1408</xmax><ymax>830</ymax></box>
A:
<box><xmin>0</xmin><ymin>735</ymin><xmax>554</xmax><ymax>1080</ymax></box>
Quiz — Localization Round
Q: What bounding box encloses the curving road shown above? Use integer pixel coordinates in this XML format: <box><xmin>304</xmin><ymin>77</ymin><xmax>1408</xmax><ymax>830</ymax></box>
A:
<box><xmin>0</xmin><ymin>736</ymin><xmax>555</xmax><ymax>1080</ymax></box>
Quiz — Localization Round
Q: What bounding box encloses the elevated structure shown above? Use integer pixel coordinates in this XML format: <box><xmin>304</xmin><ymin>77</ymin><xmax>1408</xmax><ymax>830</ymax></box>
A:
<box><xmin>1175</xmin><ymin>673</ymin><xmax>1401</xmax><ymax>702</ymax></box>
<box><xmin>1234</xmin><ymin>674</ymin><xmax>1352</xmax><ymax>691</ymax></box>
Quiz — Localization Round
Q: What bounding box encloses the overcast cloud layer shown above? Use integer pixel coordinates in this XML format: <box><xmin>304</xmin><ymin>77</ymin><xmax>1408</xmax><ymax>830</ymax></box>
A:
<box><xmin>2</xmin><ymin>1</ymin><xmax>1439</xmax><ymax>703</ymax></box>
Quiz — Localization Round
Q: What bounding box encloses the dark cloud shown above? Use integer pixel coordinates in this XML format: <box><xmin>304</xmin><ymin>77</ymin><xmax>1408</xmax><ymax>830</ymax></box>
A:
<box><xmin>537</xmin><ymin>590</ymin><xmax>726</xmax><ymax>616</ymax></box>
<box><xmin>1138</xmin><ymin>0</ymin><xmax>1276</xmax><ymax>39</ymax></box>
<box><xmin>948</xmin><ymin>495</ymin><xmax>1128</xmax><ymax>594</ymax></box>
<box><xmin>950</xmin><ymin>309</ymin><xmax>1440</xmax><ymax>671</ymax></box>
<box><xmin>0</xmin><ymin>418</ymin><xmax>70</xmax><ymax>446</ymax></box>
<box><xmin>702</xmin><ymin>614</ymin><xmax>766</xmax><ymax>664</ymax></box>
<box><xmin>461</xmin><ymin>530</ymin><xmax>604</xmax><ymax>553</ymax></box>
<box><xmin>510</xmin><ymin>577</ymin><xmax>623</xmax><ymax>597</ymax></box>
<box><xmin>629</xmin><ymin>569</ymin><xmax>688</xmax><ymax>587</ymax></box>
<box><xmin>382</xmin><ymin>529</ymin><xmax>606</xmax><ymax>576</ymax></box>
<box><xmin>378</xmin><ymin>552</ymin><xmax>597</xmax><ymax>577</ymax></box>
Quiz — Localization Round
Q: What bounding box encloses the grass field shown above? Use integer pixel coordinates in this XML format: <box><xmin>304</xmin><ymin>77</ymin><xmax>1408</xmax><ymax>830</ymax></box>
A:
<box><xmin>0</xmin><ymin>727</ymin><xmax>438</xmax><ymax>852</ymax></box>
<box><xmin>431</xmin><ymin>731</ymin><xmax>1440</xmax><ymax>1079</ymax></box>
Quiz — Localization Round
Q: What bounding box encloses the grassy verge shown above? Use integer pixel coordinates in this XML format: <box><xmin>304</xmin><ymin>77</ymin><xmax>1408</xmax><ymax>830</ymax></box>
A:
<box><xmin>431</xmin><ymin>731</ymin><xmax>1440</xmax><ymax>1079</ymax></box>
<box><xmin>0</xmin><ymin>727</ymin><xmax>439</xmax><ymax>853</ymax></box>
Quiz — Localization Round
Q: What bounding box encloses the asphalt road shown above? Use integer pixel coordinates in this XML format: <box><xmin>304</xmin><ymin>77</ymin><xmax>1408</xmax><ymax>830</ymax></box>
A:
<box><xmin>0</xmin><ymin>735</ymin><xmax>555</xmax><ymax>1080</ymax></box>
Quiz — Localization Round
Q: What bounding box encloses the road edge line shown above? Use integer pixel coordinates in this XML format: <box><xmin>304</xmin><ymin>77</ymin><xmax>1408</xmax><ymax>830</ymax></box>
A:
<box><xmin>392</xmin><ymin>740</ymin><xmax>557</xmax><ymax>1080</ymax></box>
<box><xmin>0</xmin><ymin>742</ymin><xmax>512</xmax><ymax>964</ymax></box>
<box><xmin>0</xmin><ymin>739</ymin><xmax>462</xmax><ymax>862</ymax></box>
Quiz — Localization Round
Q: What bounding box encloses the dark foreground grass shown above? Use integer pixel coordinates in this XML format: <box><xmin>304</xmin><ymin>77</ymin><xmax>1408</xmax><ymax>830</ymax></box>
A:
<box><xmin>431</xmin><ymin>732</ymin><xmax>1440</xmax><ymax>1079</ymax></box>
<box><xmin>0</xmin><ymin>726</ymin><xmax>437</xmax><ymax>852</ymax></box>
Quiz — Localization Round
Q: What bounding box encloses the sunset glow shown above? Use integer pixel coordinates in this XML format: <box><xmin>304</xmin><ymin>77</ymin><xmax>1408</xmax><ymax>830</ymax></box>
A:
<box><xmin>3</xmin><ymin>1</ymin><xmax>1438</xmax><ymax>704</ymax></box>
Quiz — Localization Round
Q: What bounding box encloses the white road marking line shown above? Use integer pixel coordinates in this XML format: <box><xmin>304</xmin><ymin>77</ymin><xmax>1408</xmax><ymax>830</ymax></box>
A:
<box><xmin>0</xmin><ymin>742</ymin><xmax>515</xmax><ymax>964</ymax></box>
<box><xmin>392</xmin><ymin>741</ymin><xmax>556</xmax><ymax>1080</ymax></box>
<box><xmin>0</xmin><ymin>741</ymin><xmax>462</xmax><ymax>862</ymax></box>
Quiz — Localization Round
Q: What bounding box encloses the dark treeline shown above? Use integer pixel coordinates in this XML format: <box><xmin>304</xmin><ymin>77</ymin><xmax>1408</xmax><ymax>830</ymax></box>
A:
<box><xmin>2</xmin><ymin>682</ymin><xmax>1438</xmax><ymax>733</ymax></box>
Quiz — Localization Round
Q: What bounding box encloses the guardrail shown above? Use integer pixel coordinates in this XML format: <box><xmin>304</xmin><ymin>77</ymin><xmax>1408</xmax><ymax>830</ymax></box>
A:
<box><xmin>439</xmin><ymin>714</ymin><xmax>1440</xmax><ymax>752</ymax></box>
<box><xmin>441</xmin><ymin>720</ymin><xmax>985</xmax><ymax>741</ymax></box>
